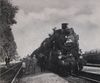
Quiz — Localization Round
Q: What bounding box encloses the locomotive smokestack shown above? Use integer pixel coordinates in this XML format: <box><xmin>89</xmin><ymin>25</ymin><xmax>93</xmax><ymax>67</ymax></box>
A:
<box><xmin>61</xmin><ymin>23</ymin><xmax>69</xmax><ymax>29</ymax></box>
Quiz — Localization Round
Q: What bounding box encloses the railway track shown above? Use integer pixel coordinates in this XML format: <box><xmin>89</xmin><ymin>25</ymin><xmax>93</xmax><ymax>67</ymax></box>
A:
<box><xmin>72</xmin><ymin>71</ymin><xmax>100</xmax><ymax>83</ymax></box>
<box><xmin>0</xmin><ymin>62</ymin><xmax>22</xmax><ymax>83</ymax></box>
<box><xmin>0</xmin><ymin>63</ymin><xmax>20</xmax><ymax>77</ymax></box>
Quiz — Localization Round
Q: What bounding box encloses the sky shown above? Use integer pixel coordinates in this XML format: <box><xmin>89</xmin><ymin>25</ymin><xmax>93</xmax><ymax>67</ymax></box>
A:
<box><xmin>11</xmin><ymin>0</ymin><xmax>100</xmax><ymax>58</ymax></box>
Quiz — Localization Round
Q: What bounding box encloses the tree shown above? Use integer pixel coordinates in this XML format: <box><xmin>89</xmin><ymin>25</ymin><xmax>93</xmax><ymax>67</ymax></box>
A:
<box><xmin>0</xmin><ymin>0</ymin><xmax>18</xmax><ymax>25</ymax></box>
<box><xmin>0</xmin><ymin>0</ymin><xmax>18</xmax><ymax>62</ymax></box>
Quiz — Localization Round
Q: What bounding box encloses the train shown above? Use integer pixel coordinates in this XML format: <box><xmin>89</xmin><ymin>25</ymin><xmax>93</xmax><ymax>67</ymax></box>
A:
<box><xmin>32</xmin><ymin>23</ymin><xmax>86</xmax><ymax>75</ymax></box>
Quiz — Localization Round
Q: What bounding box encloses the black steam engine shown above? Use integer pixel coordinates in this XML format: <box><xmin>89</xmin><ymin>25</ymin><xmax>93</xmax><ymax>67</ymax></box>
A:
<box><xmin>32</xmin><ymin>23</ymin><xmax>86</xmax><ymax>75</ymax></box>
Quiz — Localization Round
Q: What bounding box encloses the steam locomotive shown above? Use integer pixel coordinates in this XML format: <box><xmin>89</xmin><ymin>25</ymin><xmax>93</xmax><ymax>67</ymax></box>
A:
<box><xmin>32</xmin><ymin>23</ymin><xmax>86</xmax><ymax>75</ymax></box>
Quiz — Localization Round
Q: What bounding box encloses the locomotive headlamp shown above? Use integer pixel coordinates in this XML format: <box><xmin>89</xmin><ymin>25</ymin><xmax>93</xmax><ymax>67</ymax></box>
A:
<box><xmin>79</xmin><ymin>56</ymin><xmax>83</xmax><ymax>59</ymax></box>
<box><xmin>58</xmin><ymin>55</ymin><xmax>62</xmax><ymax>59</ymax></box>
<box><xmin>65</xmin><ymin>35</ymin><xmax>68</xmax><ymax>38</ymax></box>
<box><xmin>69</xmin><ymin>54</ymin><xmax>72</xmax><ymax>56</ymax></box>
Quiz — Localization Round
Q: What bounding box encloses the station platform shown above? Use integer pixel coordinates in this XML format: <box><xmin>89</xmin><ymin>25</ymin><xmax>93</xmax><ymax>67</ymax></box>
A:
<box><xmin>82</xmin><ymin>66</ymin><xmax>100</xmax><ymax>74</ymax></box>
<box><xmin>19</xmin><ymin>73</ymin><xmax>68</xmax><ymax>83</ymax></box>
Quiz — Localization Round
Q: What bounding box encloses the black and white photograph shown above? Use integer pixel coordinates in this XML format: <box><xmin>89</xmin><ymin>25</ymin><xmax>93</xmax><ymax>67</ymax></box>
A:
<box><xmin>0</xmin><ymin>0</ymin><xmax>100</xmax><ymax>83</ymax></box>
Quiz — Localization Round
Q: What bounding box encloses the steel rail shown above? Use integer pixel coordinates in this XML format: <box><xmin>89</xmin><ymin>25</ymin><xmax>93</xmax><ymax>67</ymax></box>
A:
<box><xmin>11</xmin><ymin>65</ymin><xmax>22</xmax><ymax>83</ymax></box>
<box><xmin>0</xmin><ymin>63</ymin><xmax>20</xmax><ymax>77</ymax></box>
<box><xmin>72</xmin><ymin>72</ymin><xmax>100</xmax><ymax>83</ymax></box>
<box><xmin>76</xmin><ymin>75</ymin><xmax>100</xmax><ymax>83</ymax></box>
